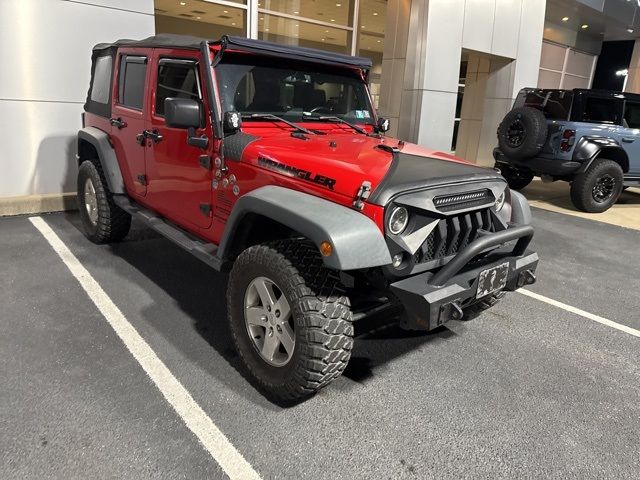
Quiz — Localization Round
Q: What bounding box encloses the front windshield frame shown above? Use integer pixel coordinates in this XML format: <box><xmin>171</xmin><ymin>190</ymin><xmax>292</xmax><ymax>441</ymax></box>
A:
<box><xmin>214</xmin><ymin>53</ymin><xmax>376</xmax><ymax>126</ymax></box>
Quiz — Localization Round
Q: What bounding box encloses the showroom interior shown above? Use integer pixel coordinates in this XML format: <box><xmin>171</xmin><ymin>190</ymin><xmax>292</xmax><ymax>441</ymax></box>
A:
<box><xmin>2</xmin><ymin>1</ymin><xmax>640</xmax><ymax>479</ymax></box>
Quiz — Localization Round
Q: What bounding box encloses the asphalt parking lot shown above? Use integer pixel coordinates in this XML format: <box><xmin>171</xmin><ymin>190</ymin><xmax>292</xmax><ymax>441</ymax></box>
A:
<box><xmin>2</xmin><ymin>207</ymin><xmax>639</xmax><ymax>479</ymax></box>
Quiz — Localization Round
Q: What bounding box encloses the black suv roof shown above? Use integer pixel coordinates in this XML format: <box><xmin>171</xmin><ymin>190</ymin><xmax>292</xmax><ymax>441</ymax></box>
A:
<box><xmin>93</xmin><ymin>34</ymin><xmax>372</xmax><ymax>70</ymax></box>
<box><xmin>523</xmin><ymin>87</ymin><xmax>640</xmax><ymax>102</ymax></box>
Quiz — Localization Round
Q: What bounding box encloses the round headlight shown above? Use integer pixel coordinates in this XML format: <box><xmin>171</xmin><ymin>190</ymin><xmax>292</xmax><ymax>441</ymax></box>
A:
<box><xmin>495</xmin><ymin>191</ymin><xmax>506</xmax><ymax>211</ymax></box>
<box><xmin>388</xmin><ymin>206</ymin><xmax>409</xmax><ymax>235</ymax></box>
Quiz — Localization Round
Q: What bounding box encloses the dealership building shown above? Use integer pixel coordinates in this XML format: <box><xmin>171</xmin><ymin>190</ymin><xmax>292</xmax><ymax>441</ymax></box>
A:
<box><xmin>2</xmin><ymin>0</ymin><xmax>640</xmax><ymax>214</ymax></box>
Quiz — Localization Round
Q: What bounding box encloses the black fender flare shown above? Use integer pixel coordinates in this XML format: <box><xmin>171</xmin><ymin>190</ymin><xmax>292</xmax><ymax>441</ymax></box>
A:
<box><xmin>509</xmin><ymin>190</ymin><xmax>532</xmax><ymax>225</ymax></box>
<box><xmin>219</xmin><ymin>186</ymin><xmax>392</xmax><ymax>270</ymax></box>
<box><xmin>77</xmin><ymin>127</ymin><xmax>125</xmax><ymax>193</ymax></box>
<box><xmin>572</xmin><ymin>136</ymin><xmax>629</xmax><ymax>174</ymax></box>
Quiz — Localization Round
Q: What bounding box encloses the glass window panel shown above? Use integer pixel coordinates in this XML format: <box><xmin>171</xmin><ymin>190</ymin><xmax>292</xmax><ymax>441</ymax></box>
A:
<box><xmin>259</xmin><ymin>0</ymin><xmax>354</xmax><ymax>27</ymax></box>
<box><xmin>540</xmin><ymin>42</ymin><xmax>566</xmax><ymax>71</ymax></box>
<box><xmin>155</xmin><ymin>62</ymin><xmax>201</xmax><ymax>116</ymax></box>
<box><xmin>119</xmin><ymin>56</ymin><xmax>147</xmax><ymax>109</ymax></box>
<box><xmin>565</xmin><ymin>50</ymin><xmax>594</xmax><ymax>77</ymax></box>
<box><xmin>154</xmin><ymin>0</ymin><xmax>245</xmax><ymax>38</ymax></box>
<box><xmin>537</xmin><ymin>69</ymin><xmax>562</xmax><ymax>89</ymax></box>
<box><xmin>583</xmin><ymin>97</ymin><xmax>621</xmax><ymax>124</ymax></box>
<box><xmin>259</xmin><ymin>14</ymin><xmax>351</xmax><ymax>54</ymax></box>
<box><xmin>561</xmin><ymin>74</ymin><xmax>590</xmax><ymax>90</ymax></box>
<box><xmin>91</xmin><ymin>55</ymin><xmax>112</xmax><ymax>104</ymax></box>
<box><xmin>624</xmin><ymin>102</ymin><xmax>640</xmax><ymax>129</ymax></box>
<box><xmin>357</xmin><ymin>0</ymin><xmax>387</xmax><ymax>109</ymax></box>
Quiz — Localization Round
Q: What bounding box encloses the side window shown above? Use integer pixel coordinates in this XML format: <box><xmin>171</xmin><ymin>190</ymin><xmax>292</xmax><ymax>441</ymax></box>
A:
<box><xmin>118</xmin><ymin>55</ymin><xmax>147</xmax><ymax>110</ymax></box>
<box><xmin>155</xmin><ymin>60</ymin><xmax>201</xmax><ymax>117</ymax></box>
<box><xmin>90</xmin><ymin>55</ymin><xmax>112</xmax><ymax>104</ymax></box>
<box><xmin>623</xmin><ymin>102</ymin><xmax>640</xmax><ymax>129</ymax></box>
<box><xmin>582</xmin><ymin>97</ymin><xmax>620</xmax><ymax>125</ymax></box>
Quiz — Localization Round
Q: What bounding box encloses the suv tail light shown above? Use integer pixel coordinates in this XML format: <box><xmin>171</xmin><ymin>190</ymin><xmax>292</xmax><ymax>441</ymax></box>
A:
<box><xmin>560</xmin><ymin>129</ymin><xmax>576</xmax><ymax>152</ymax></box>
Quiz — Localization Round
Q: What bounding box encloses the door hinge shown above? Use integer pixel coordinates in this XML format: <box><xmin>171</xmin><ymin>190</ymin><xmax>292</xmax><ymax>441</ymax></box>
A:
<box><xmin>352</xmin><ymin>181</ymin><xmax>371</xmax><ymax>210</ymax></box>
<box><xmin>199</xmin><ymin>203</ymin><xmax>212</xmax><ymax>217</ymax></box>
<box><xmin>137</xmin><ymin>174</ymin><xmax>147</xmax><ymax>186</ymax></box>
<box><xmin>198</xmin><ymin>155</ymin><xmax>212</xmax><ymax>170</ymax></box>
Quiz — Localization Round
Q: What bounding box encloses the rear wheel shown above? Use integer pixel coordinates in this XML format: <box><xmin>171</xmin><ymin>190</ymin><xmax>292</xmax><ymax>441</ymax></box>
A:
<box><xmin>570</xmin><ymin>159</ymin><xmax>623</xmax><ymax>213</ymax></box>
<box><xmin>497</xmin><ymin>107</ymin><xmax>548</xmax><ymax>159</ymax></box>
<box><xmin>227</xmin><ymin>240</ymin><xmax>353</xmax><ymax>403</ymax></box>
<box><xmin>500</xmin><ymin>167</ymin><xmax>534</xmax><ymax>190</ymax></box>
<box><xmin>77</xmin><ymin>160</ymin><xmax>131</xmax><ymax>243</ymax></box>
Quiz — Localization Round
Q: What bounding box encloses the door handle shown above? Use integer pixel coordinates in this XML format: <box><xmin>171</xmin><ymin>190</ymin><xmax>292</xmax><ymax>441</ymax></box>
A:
<box><xmin>622</xmin><ymin>137</ymin><xmax>635</xmax><ymax>143</ymax></box>
<box><xmin>110</xmin><ymin>117</ymin><xmax>127</xmax><ymax>129</ymax></box>
<box><xmin>143</xmin><ymin>129</ymin><xmax>163</xmax><ymax>143</ymax></box>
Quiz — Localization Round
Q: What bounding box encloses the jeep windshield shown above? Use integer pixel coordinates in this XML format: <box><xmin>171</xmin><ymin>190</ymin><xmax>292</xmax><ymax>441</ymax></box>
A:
<box><xmin>515</xmin><ymin>89</ymin><xmax>573</xmax><ymax>120</ymax></box>
<box><xmin>214</xmin><ymin>53</ymin><xmax>375</xmax><ymax>126</ymax></box>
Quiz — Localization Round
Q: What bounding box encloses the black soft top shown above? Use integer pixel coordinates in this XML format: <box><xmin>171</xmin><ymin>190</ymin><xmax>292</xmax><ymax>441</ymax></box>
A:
<box><xmin>93</xmin><ymin>34</ymin><xmax>372</xmax><ymax>70</ymax></box>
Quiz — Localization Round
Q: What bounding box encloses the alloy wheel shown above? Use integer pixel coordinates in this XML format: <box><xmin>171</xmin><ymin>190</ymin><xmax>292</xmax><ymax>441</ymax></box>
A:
<box><xmin>592</xmin><ymin>174</ymin><xmax>616</xmax><ymax>203</ymax></box>
<box><xmin>84</xmin><ymin>177</ymin><xmax>98</xmax><ymax>226</ymax></box>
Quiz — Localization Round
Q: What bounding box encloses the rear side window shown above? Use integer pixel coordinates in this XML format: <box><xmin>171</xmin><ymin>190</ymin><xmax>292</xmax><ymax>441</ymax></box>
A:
<box><xmin>90</xmin><ymin>55</ymin><xmax>112</xmax><ymax>103</ymax></box>
<box><xmin>118</xmin><ymin>55</ymin><xmax>147</xmax><ymax>110</ymax></box>
<box><xmin>517</xmin><ymin>90</ymin><xmax>573</xmax><ymax>120</ymax></box>
<box><xmin>582</xmin><ymin>97</ymin><xmax>620</xmax><ymax>124</ymax></box>
<box><xmin>623</xmin><ymin>102</ymin><xmax>640</xmax><ymax>129</ymax></box>
<box><xmin>155</xmin><ymin>60</ymin><xmax>201</xmax><ymax>116</ymax></box>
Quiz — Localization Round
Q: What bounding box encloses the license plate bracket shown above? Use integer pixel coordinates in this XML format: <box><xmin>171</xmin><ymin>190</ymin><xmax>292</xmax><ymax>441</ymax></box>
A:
<box><xmin>476</xmin><ymin>262</ymin><xmax>510</xmax><ymax>299</ymax></box>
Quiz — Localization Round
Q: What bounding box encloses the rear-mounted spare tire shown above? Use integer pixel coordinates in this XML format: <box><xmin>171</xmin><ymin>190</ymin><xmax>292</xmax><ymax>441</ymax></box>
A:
<box><xmin>497</xmin><ymin>106</ymin><xmax>548</xmax><ymax>160</ymax></box>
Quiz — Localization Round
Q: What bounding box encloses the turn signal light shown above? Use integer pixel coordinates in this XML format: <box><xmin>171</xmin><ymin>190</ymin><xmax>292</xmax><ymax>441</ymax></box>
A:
<box><xmin>319</xmin><ymin>241</ymin><xmax>333</xmax><ymax>257</ymax></box>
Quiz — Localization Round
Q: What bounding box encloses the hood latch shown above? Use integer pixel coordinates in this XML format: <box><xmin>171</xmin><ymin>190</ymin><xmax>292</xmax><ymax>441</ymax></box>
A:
<box><xmin>353</xmin><ymin>181</ymin><xmax>372</xmax><ymax>210</ymax></box>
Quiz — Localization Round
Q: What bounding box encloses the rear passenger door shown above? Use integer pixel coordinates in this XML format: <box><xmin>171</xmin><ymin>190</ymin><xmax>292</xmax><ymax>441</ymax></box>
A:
<box><xmin>622</xmin><ymin>101</ymin><xmax>640</xmax><ymax>175</ymax></box>
<box><xmin>145</xmin><ymin>52</ymin><xmax>213</xmax><ymax>230</ymax></box>
<box><xmin>111</xmin><ymin>49</ymin><xmax>150</xmax><ymax>197</ymax></box>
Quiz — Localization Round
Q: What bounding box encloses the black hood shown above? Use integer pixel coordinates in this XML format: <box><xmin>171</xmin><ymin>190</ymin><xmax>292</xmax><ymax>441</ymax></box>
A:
<box><xmin>368</xmin><ymin>152</ymin><xmax>504</xmax><ymax>206</ymax></box>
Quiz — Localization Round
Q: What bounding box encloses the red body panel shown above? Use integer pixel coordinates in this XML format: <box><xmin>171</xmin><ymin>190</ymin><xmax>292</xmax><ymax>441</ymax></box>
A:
<box><xmin>86</xmin><ymin>45</ymin><xmax>476</xmax><ymax>246</ymax></box>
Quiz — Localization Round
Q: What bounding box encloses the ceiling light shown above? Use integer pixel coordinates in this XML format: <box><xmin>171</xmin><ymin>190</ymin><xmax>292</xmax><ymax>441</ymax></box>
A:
<box><xmin>223</xmin><ymin>10</ymin><xmax>228</xmax><ymax>13</ymax></box>
<box><xmin>265</xmin><ymin>28</ymin><xmax>269</xmax><ymax>31</ymax></box>
<box><xmin>196</xmin><ymin>16</ymin><xmax>200</xmax><ymax>19</ymax></box>
<box><xmin>373</xmin><ymin>12</ymin><xmax>378</xmax><ymax>16</ymax></box>
<box><xmin>231</xmin><ymin>22</ymin><xmax>236</xmax><ymax>25</ymax></box>
<box><xmin>179</xmin><ymin>1</ymin><xmax>186</xmax><ymax>5</ymax></box>
<box><xmin>628</xmin><ymin>28</ymin><xmax>634</xmax><ymax>33</ymax></box>
<box><xmin>295</xmin><ymin>24</ymin><xmax>299</xmax><ymax>27</ymax></box>
<box><xmin>377</xmin><ymin>40</ymin><xmax>381</xmax><ymax>43</ymax></box>
<box><xmin>361</xmin><ymin>25</ymin><xmax>366</xmax><ymax>28</ymax></box>
<box><xmin>561</xmin><ymin>16</ymin><xmax>569</xmax><ymax>22</ymax></box>
<box><xmin>322</xmin><ymin>38</ymin><xmax>326</xmax><ymax>41</ymax></box>
<box><xmin>294</xmin><ymin>10</ymin><xmax>299</xmax><ymax>14</ymax></box>
<box><xmin>331</xmin><ymin>19</ymin><xmax>335</xmax><ymax>22</ymax></box>
<box><xmin>581</xmin><ymin>24</ymin><xmax>588</xmax><ymax>29</ymax></box>
<box><xmin>325</xmin><ymin>30</ymin><xmax>329</xmax><ymax>32</ymax></box>
<box><xmin>336</xmin><ymin>2</ymin><xmax>341</xmax><ymax>6</ymax></box>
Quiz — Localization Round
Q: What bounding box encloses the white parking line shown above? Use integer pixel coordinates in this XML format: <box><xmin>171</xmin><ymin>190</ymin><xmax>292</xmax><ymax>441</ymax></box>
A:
<box><xmin>518</xmin><ymin>288</ymin><xmax>640</xmax><ymax>338</ymax></box>
<box><xmin>29</xmin><ymin>216</ymin><xmax>262</xmax><ymax>480</ymax></box>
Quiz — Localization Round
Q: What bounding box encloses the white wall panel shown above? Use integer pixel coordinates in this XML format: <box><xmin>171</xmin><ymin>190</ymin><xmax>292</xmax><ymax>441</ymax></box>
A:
<box><xmin>0</xmin><ymin>0</ymin><xmax>154</xmax><ymax>199</ymax></box>
<box><xmin>511</xmin><ymin>0</ymin><xmax>545</xmax><ymax>97</ymax></box>
<box><xmin>462</xmin><ymin>0</ymin><xmax>495</xmax><ymax>54</ymax></box>
<box><xmin>0</xmin><ymin>100</ymin><xmax>82</xmax><ymax>197</ymax></box>
<box><xmin>416</xmin><ymin>90</ymin><xmax>458</xmax><ymax>152</ymax></box>
<box><xmin>0</xmin><ymin>0</ymin><xmax>154</xmax><ymax>103</ymax></box>
<box><xmin>491</xmin><ymin>0</ymin><xmax>521</xmax><ymax>59</ymax></box>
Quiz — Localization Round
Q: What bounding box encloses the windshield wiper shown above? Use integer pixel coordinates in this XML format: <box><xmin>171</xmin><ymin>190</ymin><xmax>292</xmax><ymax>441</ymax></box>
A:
<box><xmin>244</xmin><ymin>113</ymin><xmax>314</xmax><ymax>135</ymax></box>
<box><xmin>303</xmin><ymin>114</ymin><xmax>369</xmax><ymax>135</ymax></box>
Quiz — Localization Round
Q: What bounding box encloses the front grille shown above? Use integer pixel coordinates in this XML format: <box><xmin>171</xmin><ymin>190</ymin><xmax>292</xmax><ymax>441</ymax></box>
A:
<box><xmin>433</xmin><ymin>189</ymin><xmax>493</xmax><ymax>212</ymax></box>
<box><xmin>417</xmin><ymin>208</ymin><xmax>495</xmax><ymax>263</ymax></box>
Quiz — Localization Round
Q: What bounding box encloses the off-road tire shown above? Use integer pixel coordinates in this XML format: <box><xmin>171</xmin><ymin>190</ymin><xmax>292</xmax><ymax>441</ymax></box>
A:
<box><xmin>77</xmin><ymin>160</ymin><xmax>131</xmax><ymax>243</ymax></box>
<box><xmin>497</xmin><ymin>107</ymin><xmax>548</xmax><ymax>160</ymax></box>
<box><xmin>227</xmin><ymin>240</ymin><xmax>353</xmax><ymax>403</ymax></box>
<box><xmin>570</xmin><ymin>159</ymin><xmax>623</xmax><ymax>213</ymax></box>
<box><xmin>500</xmin><ymin>167</ymin><xmax>534</xmax><ymax>190</ymax></box>
<box><xmin>464</xmin><ymin>291</ymin><xmax>506</xmax><ymax>318</ymax></box>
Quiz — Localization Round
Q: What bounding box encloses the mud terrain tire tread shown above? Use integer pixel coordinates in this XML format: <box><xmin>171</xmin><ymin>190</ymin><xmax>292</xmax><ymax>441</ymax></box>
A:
<box><xmin>77</xmin><ymin>160</ymin><xmax>131</xmax><ymax>243</ymax></box>
<box><xmin>227</xmin><ymin>239</ymin><xmax>353</xmax><ymax>402</ymax></box>
<box><xmin>497</xmin><ymin>107</ymin><xmax>548</xmax><ymax>160</ymax></box>
<box><xmin>570</xmin><ymin>159</ymin><xmax>623</xmax><ymax>213</ymax></box>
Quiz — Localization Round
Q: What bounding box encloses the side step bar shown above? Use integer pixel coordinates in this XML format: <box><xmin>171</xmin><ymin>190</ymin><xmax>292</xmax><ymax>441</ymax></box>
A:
<box><xmin>113</xmin><ymin>195</ymin><xmax>223</xmax><ymax>271</ymax></box>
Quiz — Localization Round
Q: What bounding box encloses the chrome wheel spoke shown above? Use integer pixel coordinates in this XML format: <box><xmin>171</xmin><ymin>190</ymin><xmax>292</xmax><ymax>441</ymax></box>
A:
<box><xmin>83</xmin><ymin>178</ymin><xmax>98</xmax><ymax>225</ymax></box>
<box><xmin>278</xmin><ymin>322</ymin><xmax>295</xmax><ymax>355</ymax></box>
<box><xmin>254</xmin><ymin>278</ymin><xmax>277</xmax><ymax>307</ymax></box>
<box><xmin>273</xmin><ymin>296</ymin><xmax>291</xmax><ymax>322</ymax></box>
<box><xmin>261</xmin><ymin>331</ymin><xmax>280</xmax><ymax>362</ymax></box>
<box><xmin>245</xmin><ymin>306</ymin><xmax>266</xmax><ymax>326</ymax></box>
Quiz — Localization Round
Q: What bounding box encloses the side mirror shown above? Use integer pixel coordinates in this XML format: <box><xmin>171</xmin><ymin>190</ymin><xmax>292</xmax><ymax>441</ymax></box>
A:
<box><xmin>376</xmin><ymin>117</ymin><xmax>390</xmax><ymax>133</ymax></box>
<box><xmin>165</xmin><ymin>97</ymin><xmax>202</xmax><ymax>129</ymax></box>
<box><xmin>223</xmin><ymin>111</ymin><xmax>242</xmax><ymax>135</ymax></box>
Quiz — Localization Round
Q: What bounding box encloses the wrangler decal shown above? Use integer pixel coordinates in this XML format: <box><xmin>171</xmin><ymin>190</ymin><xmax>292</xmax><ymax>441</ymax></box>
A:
<box><xmin>257</xmin><ymin>156</ymin><xmax>336</xmax><ymax>190</ymax></box>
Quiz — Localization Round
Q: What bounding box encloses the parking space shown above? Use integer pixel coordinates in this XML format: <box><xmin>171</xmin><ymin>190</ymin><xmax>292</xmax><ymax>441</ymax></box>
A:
<box><xmin>2</xmin><ymin>208</ymin><xmax>639</xmax><ymax>479</ymax></box>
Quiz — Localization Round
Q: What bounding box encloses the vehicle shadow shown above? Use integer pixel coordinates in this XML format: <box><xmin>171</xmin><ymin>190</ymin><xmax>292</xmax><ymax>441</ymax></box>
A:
<box><xmin>62</xmin><ymin>213</ymin><xmax>456</xmax><ymax>408</ymax></box>
<box><xmin>521</xmin><ymin>181</ymin><xmax>640</xmax><ymax>211</ymax></box>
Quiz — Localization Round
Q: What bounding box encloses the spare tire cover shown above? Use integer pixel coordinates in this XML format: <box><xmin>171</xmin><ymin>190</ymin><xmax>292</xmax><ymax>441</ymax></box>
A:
<box><xmin>497</xmin><ymin>106</ymin><xmax>548</xmax><ymax>160</ymax></box>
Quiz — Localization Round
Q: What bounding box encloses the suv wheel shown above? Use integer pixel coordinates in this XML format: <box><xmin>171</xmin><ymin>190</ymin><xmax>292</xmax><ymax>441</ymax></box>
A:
<box><xmin>497</xmin><ymin>107</ymin><xmax>548</xmax><ymax>160</ymax></box>
<box><xmin>77</xmin><ymin>160</ymin><xmax>131</xmax><ymax>243</ymax></box>
<box><xmin>570</xmin><ymin>159</ymin><xmax>623</xmax><ymax>213</ymax></box>
<box><xmin>500</xmin><ymin>167</ymin><xmax>534</xmax><ymax>190</ymax></box>
<box><xmin>227</xmin><ymin>240</ymin><xmax>353</xmax><ymax>403</ymax></box>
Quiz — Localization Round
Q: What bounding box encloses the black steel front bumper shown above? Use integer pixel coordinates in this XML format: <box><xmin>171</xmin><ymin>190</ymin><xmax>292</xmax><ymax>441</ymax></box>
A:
<box><xmin>390</xmin><ymin>225</ymin><xmax>538</xmax><ymax>331</ymax></box>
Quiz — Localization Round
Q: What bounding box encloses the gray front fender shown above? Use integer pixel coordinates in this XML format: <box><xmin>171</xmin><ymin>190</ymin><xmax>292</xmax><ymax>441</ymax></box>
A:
<box><xmin>219</xmin><ymin>186</ymin><xmax>392</xmax><ymax>270</ymax></box>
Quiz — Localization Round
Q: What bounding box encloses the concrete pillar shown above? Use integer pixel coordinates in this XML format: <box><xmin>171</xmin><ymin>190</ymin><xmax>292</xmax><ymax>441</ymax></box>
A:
<box><xmin>379</xmin><ymin>0</ymin><xmax>545</xmax><ymax>163</ymax></box>
<box><xmin>625</xmin><ymin>40</ymin><xmax>640</xmax><ymax>93</ymax></box>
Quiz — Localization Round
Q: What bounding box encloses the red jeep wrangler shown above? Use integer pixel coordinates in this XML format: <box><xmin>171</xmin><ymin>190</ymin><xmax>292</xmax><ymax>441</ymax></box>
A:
<box><xmin>78</xmin><ymin>34</ymin><xmax>538</xmax><ymax>401</ymax></box>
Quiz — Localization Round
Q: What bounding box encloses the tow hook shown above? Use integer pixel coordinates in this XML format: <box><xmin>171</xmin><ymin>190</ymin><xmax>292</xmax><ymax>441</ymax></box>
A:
<box><xmin>439</xmin><ymin>300</ymin><xmax>464</xmax><ymax>325</ymax></box>
<box><xmin>517</xmin><ymin>269</ymin><xmax>536</xmax><ymax>288</ymax></box>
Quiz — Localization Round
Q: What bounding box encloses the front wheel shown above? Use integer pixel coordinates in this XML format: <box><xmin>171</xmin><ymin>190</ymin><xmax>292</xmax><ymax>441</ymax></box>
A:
<box><xmin>227</xmin><ymin>240</ymin><xmax>353</xmax><ymax>403</ymax></box>
<box><xmin>570</xmin><ymin>159</ymin><xmax>623</xmax><ymax>213</ymax></box>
